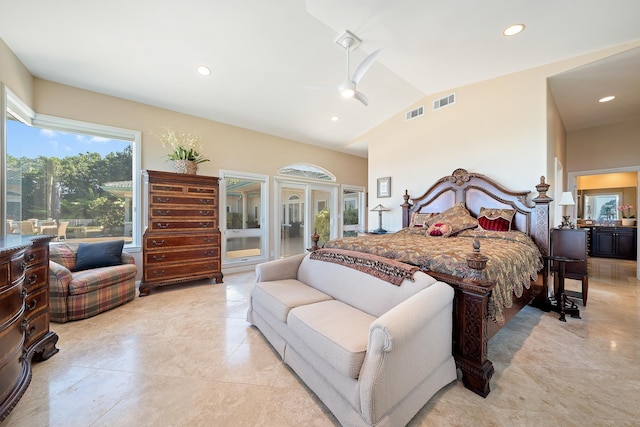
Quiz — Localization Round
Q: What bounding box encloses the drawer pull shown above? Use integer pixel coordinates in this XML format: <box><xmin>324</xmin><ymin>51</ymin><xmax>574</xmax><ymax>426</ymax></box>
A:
<box><xmin>199</xmin><ymin>210</ymin><xmax>211</xmax><ymax>216</ymax></box>
<box><xmin>157</xmin><ymin>223</ymin><xmax>170</xmax><ymax>229</ymax></box>
<box><xmin>204</xmin><ymin>251</ymin><xmax>215</xmax><ymax>256</ymax></box>
<box><xmin>195</xmin><ymin>188</ymin><xmax>207</xmax><ymax>193</ymax></box>
<box><xmin>152</xmin><ymin>255</ymin><xmax>166</xmax><ymax>261</ymax></box>
<box><xmin>27</xmin><ymin>274</ymin><xmax>38</xmax><ymax>285</ymax></box>
<box><xmin>198</xmin><ymin>199</ymin><xmax>212</xmax><ymax>205</ymax></box>
<box><xmin>20</xmin><ymin>261</ymin><xmax>27</xmax><ymax>271</ymax></box>
<box><xmin>20</xmin><ymin>319</ymin><xmax>36</xmax><ymax>337</ymax></box>
<box><xmin>20</xmin><ymin>289</ymin><xmax>27</xmax><ymax>300</ymax></box>
<box><xmin>198</xmin><ymin>222</ymin><xmax>211</xmax><ymax>228</ymax></box>
<box><xmin>151</xmin><ymin>269</ymin><xmax>165</xmax><ymax>276</ymax></box>
<box><xmin>203</xmin><ymin>237</ymin><xmax>215</xmax><ymax>243</ymax></box>
<box><xmin>25</xmin><ymin>253</ymin><xmax>36</xmax><ymax>262</ymax></box>
<box><xmin>26</xmin><ymin>298</ymin><xmax>38</xmax><ymax>311</ymax></box>
<box><xmin>157</xmin><ymin>197</ymin><xmax>171</xmax><ymax>203</ymax></box>
<box><xmin>157</xmin><ymin>210</ymin><xmax>171</xmax><ymax>216</ymax></box>
<box><xmin>162</xmin><ymin>186</ymin><xmax>175</xmax><ymax>191</ymax></box>
<box><xmin>152</xmin><ymin>239</ymin><xmax>166</xmax><ymax>246</ymax></box>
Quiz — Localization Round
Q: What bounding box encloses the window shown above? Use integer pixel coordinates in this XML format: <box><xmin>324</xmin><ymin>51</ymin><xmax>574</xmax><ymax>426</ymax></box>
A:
<box><xmin>2</xmin><ymin>88</ymin><xmax>141</xmax><ymax>246</ymax></box>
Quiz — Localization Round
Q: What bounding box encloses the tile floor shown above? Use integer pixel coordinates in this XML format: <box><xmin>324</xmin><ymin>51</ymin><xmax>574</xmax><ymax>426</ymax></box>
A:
<box><xmin>4</xmin><ymin>257</ymin><xmax>639</xmax><ymax>426</ymax></box>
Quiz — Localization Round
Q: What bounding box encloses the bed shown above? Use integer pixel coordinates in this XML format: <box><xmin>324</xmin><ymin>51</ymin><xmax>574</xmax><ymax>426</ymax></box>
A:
<box><xmin>315</xmin><ymin>168</ymin><xmax>553</xmax><ymax>397</ymax></box>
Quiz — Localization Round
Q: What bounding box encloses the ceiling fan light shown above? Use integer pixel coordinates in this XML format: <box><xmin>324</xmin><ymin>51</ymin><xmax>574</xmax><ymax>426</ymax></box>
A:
<box><xmin>340</xmin><ymin>88</ymin><xmax>355</xmax><ymax>98</ymax></box>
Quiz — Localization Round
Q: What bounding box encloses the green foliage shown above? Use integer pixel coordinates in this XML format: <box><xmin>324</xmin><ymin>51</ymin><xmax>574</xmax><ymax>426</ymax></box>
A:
<box><xmin>343</xmin><ymin>207</ymin><xmax>358</xmax><ymax>225</ymax></box>
<box><xmin>227</xmin><ymin>212</ymin><xmax>243</xmax><ymax>229</ymax></box>
<box><xmin>87</xmin><ymin>197</ymin><xmax>125</xmax><ymax>229</ymax></box>
<box><xmin>9</xmin><ymin>146</ymin><xmax>132</xmax><ymax>223</ymax></box>
<box><xmin>313</xmin><ymin>209</ymin><xmax>330</xmax><ymax>244</ymax></box>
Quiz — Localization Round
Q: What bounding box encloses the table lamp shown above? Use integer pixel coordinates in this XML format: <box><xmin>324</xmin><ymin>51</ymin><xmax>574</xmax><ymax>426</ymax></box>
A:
<box><xmin>370</xmin><ymin>204</ymin><xmax>391</xmax><ymax>234</ymax></box>
<box><xmin>558</xmin><ymin>191</ymin><xmax>575</xmax><ymax>229</ymax></box>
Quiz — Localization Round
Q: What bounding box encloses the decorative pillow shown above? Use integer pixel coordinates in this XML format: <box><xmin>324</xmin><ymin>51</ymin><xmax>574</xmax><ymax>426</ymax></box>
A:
<box><xmin>477</xmin><ymin>207</ymin><xmax>516</xmax><ymax>231</ymax></box>
<box><xmin>409</xmin><ymin>212</ymin><xmax>439</xmax><ymax>228</ymax></box>
<box><xmin>425</xmin><ymin>203</ymin><xmax>478</xmax><ymax>234</ymax></box>
<box><xmin>74</xmin><ymin>240</ymin><xmax>125</xmax><ymax>271</ymax></box>
<box><xmin>427</xmin><ymin>222</ymin><xmax>453</xmax><ymax>237</ymax></box>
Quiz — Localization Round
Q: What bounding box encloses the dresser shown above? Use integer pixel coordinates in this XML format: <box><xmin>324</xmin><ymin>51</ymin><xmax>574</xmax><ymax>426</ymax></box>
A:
<box><xmin>0</xmin><ymin>236</ymin><xmax>58</xmax><ymax>422</ymax></box>
<box><xmin>140</xmin><ymin>170</ymin><xmax>223</xmax><ymax>296</ymax></box>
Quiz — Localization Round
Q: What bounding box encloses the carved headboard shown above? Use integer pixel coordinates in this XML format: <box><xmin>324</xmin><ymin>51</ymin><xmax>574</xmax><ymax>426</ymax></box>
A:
<box><xmin>401</xmin><ymin>168</ymin><xmax>552</xmax><ymax>255</ymax></box>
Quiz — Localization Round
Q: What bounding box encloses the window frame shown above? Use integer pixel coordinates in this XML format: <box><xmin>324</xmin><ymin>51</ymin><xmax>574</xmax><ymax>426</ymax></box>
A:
<box><xmin>2</xmin><ymin>86</ymin><xmax>142</xmax><ymax>247</ymax></box>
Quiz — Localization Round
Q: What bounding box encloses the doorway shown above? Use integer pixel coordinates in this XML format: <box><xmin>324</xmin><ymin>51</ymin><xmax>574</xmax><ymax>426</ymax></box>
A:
<box><xmin>567</xmin><ymin>167</ymin><xmax>640</xmax><ymax>280</ymax></box>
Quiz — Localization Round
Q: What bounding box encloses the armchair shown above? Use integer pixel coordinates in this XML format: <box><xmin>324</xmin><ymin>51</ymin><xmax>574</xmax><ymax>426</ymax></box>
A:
<box><xmin>49</xmin><ymin>242</ymin><xmax>137</xmax><ymax>323</ymax></box>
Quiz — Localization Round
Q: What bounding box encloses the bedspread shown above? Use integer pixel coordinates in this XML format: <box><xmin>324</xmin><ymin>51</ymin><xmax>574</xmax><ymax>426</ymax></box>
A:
<box><xmin>324</xmin><ymin>228</ymin><xmax>543</xmax><ymax>324</ymax></box>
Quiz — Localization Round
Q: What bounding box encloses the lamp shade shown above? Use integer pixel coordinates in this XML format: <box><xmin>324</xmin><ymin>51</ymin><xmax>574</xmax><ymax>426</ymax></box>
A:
<box><xmin>370</xmin><ymin>204</ymin><xmax>390</xmax><ymax>212</ymax></box>
<box><xmin>558</xmin><ymin>192</ymin><xmax>575</xmax><ymax>206</ymax></box>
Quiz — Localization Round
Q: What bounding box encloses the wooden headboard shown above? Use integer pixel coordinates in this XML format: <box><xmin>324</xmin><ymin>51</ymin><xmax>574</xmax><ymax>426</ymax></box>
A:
<box><xmin>401</xmin><ymin>168</ymin><xmax>553</xmax><ymax>256</ymax></box>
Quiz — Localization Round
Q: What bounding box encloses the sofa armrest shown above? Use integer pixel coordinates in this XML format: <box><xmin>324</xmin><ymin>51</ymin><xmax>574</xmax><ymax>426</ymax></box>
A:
<box><xmin>49</xmin><ymin>260</ymin><xmax>73</xmax><ymax>297</ymax></box>
<box><xmin>358</xmin><ymin>281</ymin><xmax>455</xmax><ymax>424</ymax></box>
<box><xmin>255</xmin><ymin>253</ymin><xmax>306</xmax><ymax>282</ymax></box>
<box><xmin>121</xmin><ymin>252</ymin><xmax>135</xmax><ymax>265</ymax></box>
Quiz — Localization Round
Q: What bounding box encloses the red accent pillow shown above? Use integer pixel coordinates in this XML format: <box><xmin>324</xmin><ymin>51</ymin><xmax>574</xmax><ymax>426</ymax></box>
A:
<box><xmin>427</xmin><ymin>222</ymin><xmax>453</xmax><ymax>237</ymax></box>
<box><xmin>478</xmin><ymin>216</ymin><xmax>511</xmax><ymax>231</ymax></box>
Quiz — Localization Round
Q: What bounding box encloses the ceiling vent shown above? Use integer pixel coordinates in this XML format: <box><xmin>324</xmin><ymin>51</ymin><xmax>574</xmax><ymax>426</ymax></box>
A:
<box><xmin>433</xmin><ymin>93</ymin><xmax>456</xmax><ymax>110</ymax></box>
<box><xmin>405</xmin><ymin>106</ymin><xmax>424</xmax><ymax>121</ymax></box>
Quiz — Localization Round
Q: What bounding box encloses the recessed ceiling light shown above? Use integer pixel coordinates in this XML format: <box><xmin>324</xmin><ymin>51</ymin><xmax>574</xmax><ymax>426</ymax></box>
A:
<box><xmin>196</xmin><ymin>65</ymin><xmax>211</xmax><ymax>76</ymax></box>
<box><xmin>503</xmin><ymin>24</ymin><xmax>525</xmax><ymax>36</ymax></box>
<box><xmin>330</xmin><ymin>115</ymin><xmax>339</xmax><ymax>122</ymax></box>
<box><xmin>598</xmin><ymin>95</ymin><xmax>616</xmax><ymax>103</ymax></box>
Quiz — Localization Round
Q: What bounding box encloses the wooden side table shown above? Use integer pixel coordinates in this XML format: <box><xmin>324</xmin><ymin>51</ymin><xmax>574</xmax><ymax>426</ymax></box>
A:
<box><xmin>543</xmin><ymin>255</ymin><xmax>582</xmax><ymax>321</ymax></box>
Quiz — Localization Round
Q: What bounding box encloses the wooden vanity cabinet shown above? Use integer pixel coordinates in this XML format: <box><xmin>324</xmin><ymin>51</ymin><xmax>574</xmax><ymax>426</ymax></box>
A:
<box><xmin>141</xmin><ymin>170</ymin><xmax>223</xmax><ymax>296</ymax></box>
<box><xmin>591</xmin><ymin>226</ymin><xmax>637</xmax><ymax>260</ymax></box>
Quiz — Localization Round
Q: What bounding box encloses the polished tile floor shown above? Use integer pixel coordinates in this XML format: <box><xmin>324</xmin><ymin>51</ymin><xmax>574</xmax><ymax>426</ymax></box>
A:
<box><xmin>5</xmin><ymin>257</ymin><xmax>639</xmax><ymax>426</ymax></box>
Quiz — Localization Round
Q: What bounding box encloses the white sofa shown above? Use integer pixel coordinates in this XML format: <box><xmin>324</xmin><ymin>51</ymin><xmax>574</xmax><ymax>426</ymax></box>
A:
<box><xmin>247</xmin><ymin>251</ymin><xmax>456</xmax><ymax>427</ymax></box>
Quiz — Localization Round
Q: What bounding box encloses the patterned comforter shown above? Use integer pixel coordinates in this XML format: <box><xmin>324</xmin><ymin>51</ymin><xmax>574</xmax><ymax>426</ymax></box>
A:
<box><xmin>324</xmin><ymin>228</ymin><xmax>543</xmax><ymax>324</ymax></box>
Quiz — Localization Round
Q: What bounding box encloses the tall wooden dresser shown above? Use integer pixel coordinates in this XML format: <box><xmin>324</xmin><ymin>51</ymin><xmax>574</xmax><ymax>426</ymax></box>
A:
<box><xmin>1</xmin><ymin>236</ymin><xmax>58</xmax><ymax>421</ymax></box>
<box><xmin>141</xmin><ymin>170</ymin><xmax>223</xmax><ymax>296</ymax></box>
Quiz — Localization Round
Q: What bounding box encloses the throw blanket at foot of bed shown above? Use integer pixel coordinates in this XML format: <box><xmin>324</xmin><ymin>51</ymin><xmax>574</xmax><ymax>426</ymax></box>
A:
<box><xmin>309</xmin><ymin>248</ymin><xmax>420</xmax><ymax>285</ymax></box>
<box><xmin>247</xmin><ymin>251</ymin><xmax>456</xmax><ymax>427</ymax></box>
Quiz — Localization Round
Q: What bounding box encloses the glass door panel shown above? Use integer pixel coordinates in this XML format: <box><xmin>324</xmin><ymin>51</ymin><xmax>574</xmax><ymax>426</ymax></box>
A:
<box><xmin>280</xmin><ymin>184</ymin><xmax>305</xmax><ymax>258</ymax></box>
<box><xmin>342</xmin><ymin>187</ymin><xmax>364</xmax><ymax>237</ymax></box>
<box><xmin>311</xmin><ymin>188</ymin><xmax>333</xmax><ymax>247</ymax></box>
<box><xmin>224</xmin><ymin>176</ymin><xmax>265</xmax><ymax>263</ymax></box>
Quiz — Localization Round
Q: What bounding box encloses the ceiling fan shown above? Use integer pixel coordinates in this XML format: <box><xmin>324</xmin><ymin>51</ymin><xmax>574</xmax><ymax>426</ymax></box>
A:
<box><xmin>324</xmin><ymin>30</ymin><xmax>383</xmax><ymax>106</ymax></box>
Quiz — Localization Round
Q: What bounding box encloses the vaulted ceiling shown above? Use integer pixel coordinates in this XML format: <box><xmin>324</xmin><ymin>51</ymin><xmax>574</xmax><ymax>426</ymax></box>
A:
<box><xmin>1</xmin><ymin>0</ymin><xmax>639</xmax><ymax>157</ymax></box>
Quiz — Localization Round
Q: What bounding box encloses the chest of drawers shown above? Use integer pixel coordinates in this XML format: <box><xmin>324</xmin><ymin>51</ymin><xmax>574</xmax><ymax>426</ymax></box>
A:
<box><xmin>0</xmin><ymin>236</ymin><xmax>58</xmax><ymax>422</ymax></box>
<box><xmin>140</xmin><ymin>170</ymin><xmax>223</xmax><ymax>296</ymax></box>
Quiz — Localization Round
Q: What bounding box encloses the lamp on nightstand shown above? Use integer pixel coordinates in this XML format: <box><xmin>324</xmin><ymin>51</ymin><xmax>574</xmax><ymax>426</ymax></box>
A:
<box><xmin>558</xmin><ymin>191</ymin><xmax>576</xmax><ymax>229</ymax></box>
<box><xmin>370</xmin><ymin>204</ymin><xmax>391</xmax><ymax>234</ymax></box>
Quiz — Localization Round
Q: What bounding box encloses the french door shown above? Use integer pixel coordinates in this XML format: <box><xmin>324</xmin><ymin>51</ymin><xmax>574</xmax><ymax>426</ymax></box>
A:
<box><xmin>276</xmin><ymin>179</ymin><xmax>338</xmax><ymax>258</ymax></box>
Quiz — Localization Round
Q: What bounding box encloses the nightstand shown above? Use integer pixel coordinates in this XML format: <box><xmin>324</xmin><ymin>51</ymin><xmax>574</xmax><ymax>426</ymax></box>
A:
<box><xmin>550</xmin><ymin>228</ymin><xmax>589</xmax><ymax>306</ymax></box>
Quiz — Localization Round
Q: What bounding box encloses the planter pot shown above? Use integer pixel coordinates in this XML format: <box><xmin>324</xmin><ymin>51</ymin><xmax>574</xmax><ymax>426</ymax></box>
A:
<box><xmin>621</xmin><ymin>218</ymin><xmax>635</xmax><ymax>226</ymax></box>
<box><xmin>173</xmin><ymin>160</ymin><xmax>197</xmax><ymax>174</ymax></box>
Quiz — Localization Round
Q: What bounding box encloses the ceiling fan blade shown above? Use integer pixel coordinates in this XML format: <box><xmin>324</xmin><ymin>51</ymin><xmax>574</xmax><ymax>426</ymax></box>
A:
<box><xmin>352</xmin><ymin>48</ymin><xmax>383</xmax><ymax>85</ymax></box>
<box><xmin>353</xmin><ymin>90</ymin><xmax>369</xmax><ymax>106</ymax></box>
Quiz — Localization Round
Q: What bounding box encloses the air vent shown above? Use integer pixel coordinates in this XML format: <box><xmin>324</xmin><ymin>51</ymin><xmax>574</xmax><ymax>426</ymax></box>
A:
<box><xmin>405</xmin><ymin>106</ymin><xmax>424</xmax><ymax>121</ymax></box>
<box><xmin>433</xmin><ymin>93</ymin><xmax>456</xmax><ymax>110</ymax></box>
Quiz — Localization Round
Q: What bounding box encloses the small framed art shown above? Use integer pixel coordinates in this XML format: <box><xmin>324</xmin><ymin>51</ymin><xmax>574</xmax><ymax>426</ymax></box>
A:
<box><xmin>377</xmin><ymin>177</ymin><xmax>391</xmax><ymax>198</ymax></box>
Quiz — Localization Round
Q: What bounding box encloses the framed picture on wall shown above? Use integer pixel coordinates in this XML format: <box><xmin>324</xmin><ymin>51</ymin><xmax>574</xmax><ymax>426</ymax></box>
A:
<box><xmin>377</xmin><ymin>177</ymin><xmax>391</xmax><ymax>198</ymax></box>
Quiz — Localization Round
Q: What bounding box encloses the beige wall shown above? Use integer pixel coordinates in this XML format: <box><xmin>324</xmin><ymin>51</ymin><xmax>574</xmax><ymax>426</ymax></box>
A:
<box><xmin>578</xmin><ymin>172</ymin><xmax>638</xmax><ymax>189</ymax></box>
<box><xmin>357</xmin><ymin>42</ymin><xmax>640</xmax><ymax>232</ymax></box>
<box><xmin>567</xmin><ymin>118</ymin><xmax>640</xmax><ymax>172</ymax></box>
<box><xmin>0</xmin><ymin>37</ymin><xmax>33</xmax><ymax>104</ymax></box>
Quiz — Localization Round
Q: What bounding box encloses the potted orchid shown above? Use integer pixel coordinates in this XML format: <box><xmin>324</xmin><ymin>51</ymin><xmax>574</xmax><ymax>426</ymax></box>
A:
<box><xmin>154</xmin><ymin>128</ymin><xmax>209</xmax><ymax>174</ymax></box>
<box><xmin>618</xmin><ymin>205</ymin><xmax>635</xmax><ymax>226</ymax></box>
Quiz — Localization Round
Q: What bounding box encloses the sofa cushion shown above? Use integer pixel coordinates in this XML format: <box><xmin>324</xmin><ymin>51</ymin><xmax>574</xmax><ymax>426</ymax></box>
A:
<box><xmin>75</xmin><ymin>240</ymin><xmax>125</xmax><ymax>271</ymax></box>
<box><xmin>68</xmin><ymin>264</ymin><xmax>138</xmax><ymax>296</ymax></box>
<box><xmin>288</xmin><ymin>300</ymin><xmax>375</xmax><ymax>379</ymax></box>
<box><xmin>252</xmin><ymin>279</ymin><xmax>333</xmax><ymax>322</ymax></box>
